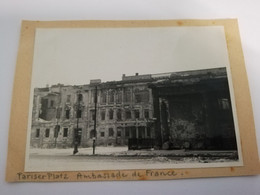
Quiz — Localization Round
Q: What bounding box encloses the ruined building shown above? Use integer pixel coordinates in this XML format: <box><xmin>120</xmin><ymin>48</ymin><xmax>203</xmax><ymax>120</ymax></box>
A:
<box><xmin>30</xmin><ymin>67</ymin><xmax>238</xmax><ymax>150</ymax></box>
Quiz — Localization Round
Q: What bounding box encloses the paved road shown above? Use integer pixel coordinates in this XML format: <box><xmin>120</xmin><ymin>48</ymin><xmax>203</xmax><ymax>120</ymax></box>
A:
<box><xmin>26</xmin><ymin>153</ymin><xmax>239</xmax><ymax>172</ymax></box>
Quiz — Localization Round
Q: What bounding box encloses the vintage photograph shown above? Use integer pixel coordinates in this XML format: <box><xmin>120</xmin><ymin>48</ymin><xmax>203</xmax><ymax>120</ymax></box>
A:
<box><xmin>25</xmin><ymin>26</ymin><xmax>242</xmax><ymax>171</ymax></box>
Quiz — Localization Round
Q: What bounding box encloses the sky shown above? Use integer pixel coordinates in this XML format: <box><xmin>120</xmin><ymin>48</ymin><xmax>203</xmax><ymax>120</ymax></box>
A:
<box><xmin>31</xmin><ymin>26</ymin><xmax>230</xmax><ymax>88</ymax></box>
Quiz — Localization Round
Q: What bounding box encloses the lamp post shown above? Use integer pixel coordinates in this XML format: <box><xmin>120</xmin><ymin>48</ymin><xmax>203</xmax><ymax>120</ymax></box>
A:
<box><xmin>54</xmin><ymin>120</ymin><xmax>60</xmax><ymax>148</ymax></box>
<box><xmin>55</xmin><ymin>97</ymin><xmax>61</xmax><ymax>148</ymax></box>
<box><xmin>73</xmin><ymin>90</ymin><xmax>81</xmax><ymax>155</ymax></box>
<box><xmin>93</xmin><ymin>86</ymin><xmax>97</xmax><ymax>155</ymax></box>
<box><xmin>73</xmin><ymin>118</ymin><xmax>79</xmax><ymax>155</ymax></box>
<box><xmin>89</xmin><ymin>79</ymin><xmax>101</xmax><ymax>155</ymax></box>
<box><xmin>92</xmin><ymin>137</ymin><xmax>96</xmax><ymax>155</ymax></box>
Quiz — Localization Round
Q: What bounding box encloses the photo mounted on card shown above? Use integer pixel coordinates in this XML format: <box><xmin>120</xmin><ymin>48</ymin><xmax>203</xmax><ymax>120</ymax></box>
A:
<box><xmin>6</xmin><ymin>20</ymin><xmax>260</xmax><ymax>182</ymax></box>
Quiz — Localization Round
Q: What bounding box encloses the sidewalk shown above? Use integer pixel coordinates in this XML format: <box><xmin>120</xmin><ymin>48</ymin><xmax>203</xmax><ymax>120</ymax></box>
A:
<box><xmin>29</xmin><ymin>147</ymin><xmax>127</xmax><ymax>156</ymax></box>
<box><xmin>29</xmin><ymin>146</ymin><xmax>238</xmax><ymax>159</ymax></box>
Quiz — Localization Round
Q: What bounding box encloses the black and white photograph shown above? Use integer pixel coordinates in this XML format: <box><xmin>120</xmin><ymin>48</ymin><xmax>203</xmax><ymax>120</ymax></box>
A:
<box><xmin>25</xmin><ymin>26</ymin><xmax>242</xmax><ymax>171</ymax></box>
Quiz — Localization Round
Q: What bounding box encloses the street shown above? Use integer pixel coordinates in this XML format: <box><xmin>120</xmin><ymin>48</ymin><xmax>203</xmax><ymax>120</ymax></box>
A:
<box><xmin>25</xmin><ymin>147</ymin><xmax>240</xmax><ymax>172</ymax></box>
<box><xmin>27</xmin><ymin>153</ymin><xmax>181</xmax><ymax>171</ymax></box>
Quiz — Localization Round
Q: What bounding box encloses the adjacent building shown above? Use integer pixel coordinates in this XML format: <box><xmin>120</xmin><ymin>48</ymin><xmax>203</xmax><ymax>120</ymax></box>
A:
<box><xmin>30</xmin><ymin>67</ymin><xmax>238</xmax><ymax>150</ymax></box>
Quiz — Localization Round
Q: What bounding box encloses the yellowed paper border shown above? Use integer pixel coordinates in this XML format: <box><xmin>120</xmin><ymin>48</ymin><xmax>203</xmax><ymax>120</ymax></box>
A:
<box><xmin>6</xmin><ymin>19</ymin><xmax>260</xmax><ymax>182</ymax></box>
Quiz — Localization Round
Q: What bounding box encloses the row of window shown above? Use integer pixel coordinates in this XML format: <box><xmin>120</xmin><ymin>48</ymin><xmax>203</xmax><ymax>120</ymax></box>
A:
<box><xmin>98</xmin><ymin>90</ymin><xmax>149</xmax><ymax>104</ymax></box>
<box><xmin>92</xmin><ymin>109</ymin><xmax>150</xmax><ymax>121</ymax></box>
<box><xmin>90</xmin><ymin>128</ymin><xmax>116</xmax><ymax>138</ymax></box>
<box><xmin>41</xmin><ymin>99</ymin><xmax>56</xmax><ymax>108</ymax></box>
<box><xmin>35</xmin><ymin>128</ymin><xmax>68</xmax><ymax>138</ymax></box>
<box><xmin>35</xmin><ymin>126</ymin><xmax>151</xmax><ymax>139</ymax></box>
<box><xmin>65</xmin><ymin>90</ymin><xmax>150</xmax><ymax>104</ymax></box>
<box><xmin>66</xmin><ymin>94</ymin><xmax>83</xmax><ymax>103</ymax></box>
<box><xmin>90</xmin><ymin>126</ymin><xmax>151</xmax><ymax>138</ymax></box>
<box><xmin>65</xmin><ymin>108</ymin><xmax>150</xmax><ymax>120</ymax></box>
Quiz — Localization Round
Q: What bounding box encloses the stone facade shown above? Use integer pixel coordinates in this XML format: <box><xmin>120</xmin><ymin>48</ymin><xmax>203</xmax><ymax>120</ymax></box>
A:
<box><xmin>30</xmin><ymin>75</ymin><xmax>154</xmax><ymax>148</ymax></box>
<box><xmin>30</xmin><ymin>67</ymin><xmax>238</xmax><ymax>150</ymax></box>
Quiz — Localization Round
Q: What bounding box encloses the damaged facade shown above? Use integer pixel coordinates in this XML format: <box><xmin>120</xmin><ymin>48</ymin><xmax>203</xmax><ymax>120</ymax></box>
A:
<box><xmin>30</xmin><ymin>67</ymin><xmax>237</xmax><ymax>150</ymax></box>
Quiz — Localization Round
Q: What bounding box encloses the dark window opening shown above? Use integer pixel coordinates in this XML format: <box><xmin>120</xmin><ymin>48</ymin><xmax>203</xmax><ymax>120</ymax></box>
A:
<box><xmin>50</xmin><ymin>100</ymin><xmax>54</xmax><ymax>107</ymax></box>
<box><xmin>56</xmin><ymin>107</ymin><xmax>62</xmax><ymax>119</ymax></box>
<box><xmin>131</xmin><ymin>127</ymin><xmax>136</xmax><ymax>138</ymax></box>
<box><xmin>78</xmin><ymin>94</ymin><xmax>83</xmax><ymax>102</ymax></box>
<box><xmin>66</xmin><ymin>95</ymin><xmax>71</xmax><ymax>102</ymax></box>
<box><xmin>101</xmin><ymin>91</ymin><xmax>107</xmax><ymax>104</ymax></box>
<box><xmin>116</xmin><ymin>91</ymin><xmax>122</xmax><ymax>103</ymax></box>
<box><xmin>36</xmin><ymin>129</ymin><xmax>40</xmax><ymax>138</ymax></box>
<box><xmin>100</xmin><ymin>132</ymin><xmax>105</xmax><ymax>137</ymax></box>
<box><xmin>45</xmin><ymin>129</ymin><xmax>50</xmax><ymax>138</ymax></box>
<box><xmin>77</xmin><ymin>110</ymin><xmax>82</xmax><ymax>118</ymax></box>
<box><xmin>135</xmin><ymin>94</ymin><xmax>141</xmax><ymax>103</ymax></box>
<box><xmin>144</xmin><ymin>109</ymin><xmax>149</xmax><ymax>119</ymax></box>
<box><xmin>108</xmin><ymin>91</ymin><xmax>114</xmax><ymax>104</ymax></box>
<box><xmin>143</xmin><ymin>91</ymin><xmax>150</xmax><ymax>102</ymax></box>
<box><xmin>101</xmin><ymin>110</ymin><xmax>106</xmax><ymax>120</ymax></box>
<box><xmin>63</xmin><ymin>128</ymin><xmax>68</xmax><ymax>137</ymax></box>
<box><xmin>125</xmin><ymin>127</ymin><xmax>130</xmax><ymax>137</ymax></box>
<box><xmin>117</xmin><ymin>109</ymin><xmax>122</xmax><ymax>120</ymax></box>
<box><xmin>135</xmin><ymin>110</ymin><xmax>140</xmax><ymax>119</ymax></box>
<box><xmin>65</xmin><ymin>110</ymin><xmax>70</xmax><ymax>119</ymax></box>
<box><xmin>147</xmin><ymin>127</ymin><xmax>151</xmax><ymax>137</ymax></box>
<box><xmin>117</xmin><ymin>128</ymin><xmax>121</xmax><ymax>137</ymax></box>
<box><xmin>39</xmin><ymin>98</ymin><xmax>48</xmax><ymax>120</ymax></box>
<box><xmin>138</xmin><ymin>127</ymin><xmax>145</xmax><ymax>138</ymax></box>
<box><xmin>91</xmin><ymin>90</ymin><xmax>95</xmax><ymax>103</ymax></box>
<box><xmin>125</xmin><ymin>110</ymin><xmax>131</xmax><ymax>119</ymax></box>
<box><xmin>109</xmin><ymin>128</ymin><xmax>114</xmax><ymax>137</ymax></box>
<box><xmin>135</xmin><ymin>90</ymin><xmax>149</xmax><ymax>103</ymax></box>
<box><xmin>109</xmin><ymin>109</ymin><xmax>114</xmax><ymax>120</ymax></box>
<box><xmin>124</xmin><ymin>89</ymin><xmax>131</xmax><ymax>103</ymax></box>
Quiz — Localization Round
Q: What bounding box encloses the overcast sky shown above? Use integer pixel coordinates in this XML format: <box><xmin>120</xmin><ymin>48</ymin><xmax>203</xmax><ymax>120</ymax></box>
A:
<box><xmin>31</xmin><ymin>26</ymin><xmax>230</xmax><ymax>88</ymax></box>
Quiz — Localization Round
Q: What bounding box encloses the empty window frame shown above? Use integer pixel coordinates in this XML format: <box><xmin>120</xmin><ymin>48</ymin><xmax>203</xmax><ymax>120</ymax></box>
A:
<box><xmin>109</xmin><ymin>128</ymin><xmax>114</xmax><ymax>137</ymax></box>
<box><xmin>125</xmin><ymin>127</ymin><xmax>130</xmax><ymax>137</ymax></box>
<box><xmin>108</xmin><ymin>90</ymin><xmax>115</xmax><ymax>104</ymax></box>
<box><xmin>117</xmin><ymin>109</ymin><xmax>122</xmax><ymax>120</ymax></box>
<box><xmin>116</xmin><ymin>91</ymin><xmax>122</xmax><ymax>103</ymax></box>
<box><xmin>109</xmin><ymin>109</ymin><xmax>114</xmax><ymax>120</ymax></box>
<box><xmin>124</xmin><ymin>88</ymin><xmax>131</xmax><ymax>103</ymax></box>
<box><xmin>135</xmin><ymin>110</ymin><xmax>140</xmax><ymax>119</ymax></box>
<box><xmin>50</xmin><ymin>100</ymin><xmax>54</xmax><ymax>107</ymax></box>
<box><xmin>101</xmin><ymin>90</ymin><xmax>107</xmax><ymax>104</ymax></box>
<box><xmin>117</xmin><ymin>128</ymin><xmax>122</xmax><ymax>137</ymax></box>
<box><xmin>76</xmin><ymin>110</ymin><xmax>82</xmax><ymax>118</ymax></box>
<box><xmin>147</xmin><ymin>127</ymin><xmax>151</xmax><ymax>137</ymax></box>
<box><xmin>101</xmin><ymin>110</ymin><xmax>106</xmax><ymax>120</ymax></box>
<box><xmin>45</xmin><ymin>129</ymin><xmax>50</xmax><ymax>137</ymax></box>
<box><xmin>63</xmin><ymin>128</ymin><xmax>68</xmax><ymax>137</ymax></box>
<box><xmin>125</xmin><ymin>110</ymin><xmax>131</xmax><ymax>120</ymax></box>
<box><xmin>144</xmin><ymin>109</ymin><xmax>149</xmax><ymax>119</ymax></box>
<box><xmin>66</xmin><ymin>95</ymin><xmax>71</xmax><ymax>102</ymax></box>
<box><xmin>65</xmin><ymin>109</ymin><xmax>70</xmax><ymax>119</ymax></box>
<box><xmin>56</xmin><ymin>107</ymin><xmax>62</xmax><ymax>119</ymax></box>
<box><xmin>135</xmin><ymin>90</ymin><xmax>149</xmax><ymax>103</ymax></box>
<box><xmin>36</xmin><ymin>129</ymin><xmax>40</xmax><ymax>138</ymax></box>
<box><xmin>78</xmin><ymin>94</ymin><xmax>83</xmax><ymax>102</ymax></box>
